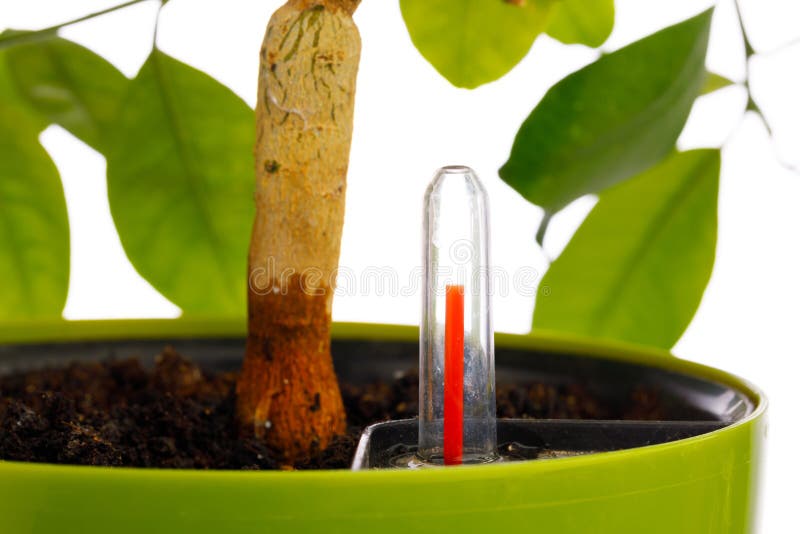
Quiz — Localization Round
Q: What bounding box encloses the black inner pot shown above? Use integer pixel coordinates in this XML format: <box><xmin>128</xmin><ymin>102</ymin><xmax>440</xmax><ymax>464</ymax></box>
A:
<box><xmin>0</xmin><ymin>336</ymin><xmax>753</xmax><ymax>467</ymax></box>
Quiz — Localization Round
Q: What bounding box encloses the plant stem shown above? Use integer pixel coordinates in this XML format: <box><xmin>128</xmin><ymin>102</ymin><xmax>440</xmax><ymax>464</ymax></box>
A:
<box><xmin>733</xmin><ymin>0</ymin><xmax>756</xmax><ymax>60</ymax></box>
<box><xmin>152</xmin><ymin>0</ymin><xmax>164</xmax><ymax>48</ymax></box>
<box><xmin>535</xmin><ymin>211</ymin><xmax>553</xmax><ymax>265</ymax></box>
<box><xmin>535</xmin><ymin>211</ymin><xmax>552</xmax><ymax>249</ymax></box>
<box><xmin>0</xmin><ymin>0</ymin><xmax>154</xmax><ymax>50</ymax></box>
<box><xmin>732</xmin><ymin>0</ymin><xmax>769</xmax><ymax>126</ymax></box>
<box><xmin>733</xmin><ymin>0</ymin><xmax>757</xmax><ymax>106</ymax></box>
<box><xmin>238</xmin><ymin>0</ymin><xmax>361</xmax><ymax>462</ymax></box>
<box><xmin>733</xmin><ymin>0</ymin><xmax>799</xmax><ymax>174</ymax></box>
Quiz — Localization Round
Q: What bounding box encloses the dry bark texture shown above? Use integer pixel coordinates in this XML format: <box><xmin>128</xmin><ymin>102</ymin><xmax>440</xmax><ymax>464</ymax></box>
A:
<box><xmin>236</xmin><ymin>0</ymin><xmax>361</xmax><ymax>462</ymax></box>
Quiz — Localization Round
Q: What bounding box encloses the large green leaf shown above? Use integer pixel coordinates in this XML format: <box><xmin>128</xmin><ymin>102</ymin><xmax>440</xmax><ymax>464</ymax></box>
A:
<box><xmin>546</xmin><ymin>0</ymin><xmax>614</xmax><ymax>48</ymax></box>
<box><xmin>6</xmin><ymin>37</ymin><xmax>128</xmax><ymax>152</ymax></box>
<box><xmin>0</xmin><ymin>104</ymin><xmax>70</xmax><ymax>320</ymax></box>
<box><xmin>106</xmin><ymin>50</ymin><xmax>254</xmax><ymax>316</ymax></box>
<box><xmin>500</xmin><ymin>9</ymin><xmax>713</xmax><ymax>212</ymax></box>
<box><xmin>533</xmin><ymin>149</ymin><xmax>719</xmax><ymax>348</ymax></box>
<box><xmin>399</xmin><ymin>0</ymin><xmax>556</xmax><ymax>89</ymax></box>
<box><xmin>0</xmin><ymin>49</ymin><xmax>46</xmax><ymax>132</ymax></box>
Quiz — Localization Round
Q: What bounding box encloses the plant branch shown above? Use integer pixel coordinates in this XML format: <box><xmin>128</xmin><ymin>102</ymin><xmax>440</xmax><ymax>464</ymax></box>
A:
<box><xmin>733</xmin><ymin>0</ymin><xmax>756</xmax><ymax>100</ymax></box>
<box><xmin>152</xmin><ymin>0</ymin><xmax>165</xmax><ymax>49</ymax></box>
<box><xmin>0</xmin><ymin>0</ymin><xmax>154</xmax><ymax>50</ymax></box>
<box><xmin>535</xmin><ymin>211</ymin><xmax>552</xmax><ymax>249</ymax></box>
<box><xmin>733</xmin><ymin>0</ymin><xmax>756</xmax><ymax>60</ymax></box>
<box><xmin>733</xmin><ymin>0</ymin><xmax>799</xmax><ymax>175</ymax></box>
<box><xmin>535</xmin><ymin>210</ymin><xmax>553</xmax><ymax>264</ymax></box>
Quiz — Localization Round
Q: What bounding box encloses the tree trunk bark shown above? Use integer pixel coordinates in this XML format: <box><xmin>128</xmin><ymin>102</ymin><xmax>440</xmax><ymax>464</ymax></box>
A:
<box><xmin>237</xmin><ymin>0</ymin><xmax>361</xmax><ymax>463</ymax></box>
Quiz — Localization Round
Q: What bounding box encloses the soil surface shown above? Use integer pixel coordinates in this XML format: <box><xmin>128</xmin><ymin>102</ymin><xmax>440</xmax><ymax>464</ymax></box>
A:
<box><xmin>0</xmin><ymin>348</ymin><xmax>667</xmax><ymax>470</ymax></box>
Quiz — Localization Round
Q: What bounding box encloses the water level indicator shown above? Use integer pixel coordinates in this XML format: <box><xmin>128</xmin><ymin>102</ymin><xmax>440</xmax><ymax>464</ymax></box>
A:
<box><xmin>418</xmin><ymin>166</ymin><xmax>498</xmax><ymax>466</ymax></box>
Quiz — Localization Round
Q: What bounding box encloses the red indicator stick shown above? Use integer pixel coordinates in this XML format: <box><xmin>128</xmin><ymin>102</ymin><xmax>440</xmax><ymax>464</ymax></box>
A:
<box><xmin>444</xmin><ymin>284</ymin><xmax>465</xmax><ymax>465</ymax></box>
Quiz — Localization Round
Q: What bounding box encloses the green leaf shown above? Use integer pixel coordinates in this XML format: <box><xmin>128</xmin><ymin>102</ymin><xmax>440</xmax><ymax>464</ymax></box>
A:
<box><xmin>0</xmin><ymin>56</ymin><xmax>19</xmax><ymax>100</ymax></box>
<box><xmin>546</xmin><ymin>0</ymin><xmax>614</xmax><ymax>48</ymax></box>
<box><xmin>399</xmin><ymin>0</ymin><xmax>556</xmax><ymax>89</ymax></box>
<box><xmin>0</xmin><ymin>104</ymin><xmax>70</xmax><ymax>320</ymax></box>
<box><xmin>533</xmin><ymin>149</ymin><xmax>719</xmax><ymax>349</ymax></box>
<box><xmin>701</xmin><ymin>70</ymin><xmax>735</xmax><ymax>95</ymax></box>
<box><xmin>0</xmin><ymin>51</ymin><xmax>46</xmax><ymax>132</ymax></box>
<box><xmin>6</xmin><ymin>37</ymin><xmax>129</xmax><ymax>152</ymax></box>
<box><xmin>106</xmin><ymin>50</ymin><xmax>254</xmax><ymax>316</ymax></box>
<box><xmin>500</xmin><ymin>9</ymin><xmax>713</xmax><ymax>212</ymax></box>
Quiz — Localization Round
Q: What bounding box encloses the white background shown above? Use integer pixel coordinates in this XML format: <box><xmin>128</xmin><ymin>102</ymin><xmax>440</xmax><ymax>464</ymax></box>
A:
<box><xmin>1</xmin><ymin>0</ymin><xmax>798</xmax><ymax>531</ymax></box>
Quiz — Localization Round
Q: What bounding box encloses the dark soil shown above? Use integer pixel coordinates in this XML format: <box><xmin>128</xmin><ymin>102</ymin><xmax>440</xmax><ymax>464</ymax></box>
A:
<box><xmin>0</xmin><ymin>347</ymin><xmax>667</xmax><ymax>470</ymax></box>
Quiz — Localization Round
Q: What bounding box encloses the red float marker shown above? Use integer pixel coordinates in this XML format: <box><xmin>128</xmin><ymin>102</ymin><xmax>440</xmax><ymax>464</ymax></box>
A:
<box><xmin>444</xmin><ymin>284</ymin><xmax>464</xmax><ymax>465</ymax></box>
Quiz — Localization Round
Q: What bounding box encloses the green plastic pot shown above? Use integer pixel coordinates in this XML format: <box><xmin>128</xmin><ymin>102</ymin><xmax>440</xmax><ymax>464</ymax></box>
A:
<box><xmin>0</xmin><ymin>320</ymin><xmax>765</xmax><ymax>533</ymax></box>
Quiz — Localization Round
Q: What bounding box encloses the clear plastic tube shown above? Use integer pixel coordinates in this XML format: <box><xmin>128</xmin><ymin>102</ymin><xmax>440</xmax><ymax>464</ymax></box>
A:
<box><xmin>417</xmin><ymin>166</ymin><xmax>497</xmax><ymax>466</ymax></box>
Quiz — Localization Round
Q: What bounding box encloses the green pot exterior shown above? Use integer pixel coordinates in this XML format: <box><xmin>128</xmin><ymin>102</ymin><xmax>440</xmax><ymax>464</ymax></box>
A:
<box><xmin>0</xmin><ymin>320</ymin><xmax>765</xmax><ymax>534</ymax></box>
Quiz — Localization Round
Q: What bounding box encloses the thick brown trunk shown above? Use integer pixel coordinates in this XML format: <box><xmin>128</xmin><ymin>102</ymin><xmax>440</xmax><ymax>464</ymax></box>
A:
<box><xmin>237</xmin><ymin>0</ymin><xmax>361</xmax><ymax>462</ymax></box>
